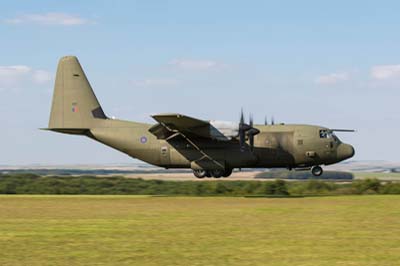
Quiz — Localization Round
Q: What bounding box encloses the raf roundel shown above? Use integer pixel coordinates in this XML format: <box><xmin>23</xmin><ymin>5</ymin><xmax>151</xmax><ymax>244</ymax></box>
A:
<box><xmin>140</xmin><ymin>136</ymin><xmax>147</xmax><ymax>144</ymax></box>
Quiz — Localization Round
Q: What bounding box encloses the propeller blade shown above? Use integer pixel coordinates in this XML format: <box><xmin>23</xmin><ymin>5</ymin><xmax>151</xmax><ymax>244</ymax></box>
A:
<box><xmin>264</xmin><ymin>116</ymin><xmax>268</xmax><ymax>125</ymax></box>
<box><xmin>240</xmin><ymin>108</ymin><xmax>244</xmax><ymax>125</ymax></box>
<box><xmin>249</xmin><ymin>114</ymin><xmax>254</xmax><ymax>151</ymax></box>
<box><xmin>271</xmin><ymin>116</ymin><xmax>275</xmax><ymax>125</ymax></box>
<box><xmin>239</xmin><ymin>108</ymin><xmax>247</xmax><ymax>150</ymax></box>
<box><xmin>239</xmin><ymin>129</ymin><xmax>245</xmax><ymax>150</ymax></box>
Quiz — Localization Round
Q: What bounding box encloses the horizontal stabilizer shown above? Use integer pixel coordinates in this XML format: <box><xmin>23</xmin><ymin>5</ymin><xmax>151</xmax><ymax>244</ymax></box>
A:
<box><xmin>40</xmin><ymin>128</ymin><xmax>90</xmax><ymax>135</ymax></box>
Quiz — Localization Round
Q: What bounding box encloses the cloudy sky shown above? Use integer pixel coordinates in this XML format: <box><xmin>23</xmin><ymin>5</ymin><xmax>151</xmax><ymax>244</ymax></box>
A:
<box><xmin>1</xmin><ymin>1</ymin><xmax>400</xmax><ymax>165</ymax></box>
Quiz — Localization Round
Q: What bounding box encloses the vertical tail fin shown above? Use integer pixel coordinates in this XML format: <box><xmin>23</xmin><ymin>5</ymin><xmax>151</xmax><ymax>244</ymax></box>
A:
<box><xmin>48</xmin><ymin>56</ymin><xmax>107</xmax><ymax>130</ymax></box>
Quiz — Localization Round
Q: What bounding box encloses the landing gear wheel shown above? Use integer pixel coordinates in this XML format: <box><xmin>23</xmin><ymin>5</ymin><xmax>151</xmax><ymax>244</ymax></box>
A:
<box><xmin>223</xmin><ymin>168</ymin><xmax>233</xmax><ymax>177</ymax></box>
<box><xmin>205</xmin><ymin>171</ymin><xmax>212</xmax><ymax>178</ymax></box>
<box><xmin>311</xmin><ymin>166</ymin><xmax>323</xmax><ymax>177</ymax></box>
<box><xmin>193</xmin><ymin>169</ymin><xmax>206</xmax><ymax>178</ymax></box>
<box><xmin>211</xmin><ymin>170</ymin><xmax>224</xmax><ymax>178</ymax></box>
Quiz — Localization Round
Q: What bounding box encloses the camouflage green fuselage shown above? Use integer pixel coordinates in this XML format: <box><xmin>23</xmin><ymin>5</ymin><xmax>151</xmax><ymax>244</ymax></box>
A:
<box><xmin>76</xmin><ymin>119</ymin><xmax>353</xmax><ymax>170</ymax></box>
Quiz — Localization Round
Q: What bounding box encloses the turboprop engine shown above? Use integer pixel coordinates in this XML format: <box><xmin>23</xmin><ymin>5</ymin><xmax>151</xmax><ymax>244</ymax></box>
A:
<box><xmin>208</xmin><ymin>109</ymin><xmax>260</xmax><ymax>152</ymax></box>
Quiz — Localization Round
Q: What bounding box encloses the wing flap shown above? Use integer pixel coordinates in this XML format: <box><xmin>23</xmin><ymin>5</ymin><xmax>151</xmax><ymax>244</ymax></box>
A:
<box><xmin>152</xmin><ymin>113</ymin><xmax>209</xmax><ymax>129</ymax></box>
<box><xmin>150</xmin><ymin>113</ymin><xmax>210</xmax><ymax>138</ymax></box>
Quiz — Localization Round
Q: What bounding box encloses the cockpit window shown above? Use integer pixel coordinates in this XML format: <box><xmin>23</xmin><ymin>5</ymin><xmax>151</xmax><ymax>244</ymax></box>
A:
<box><xmin>319</xmin><ymin>129</ymin><xmax>340</xmax><ymax>142</ymax></box>
<box><xmin>332</xmin><ymin>134</ymin><xmax>339</xmax><ymax>142</ymax></box>
<box><xmin>319</xmin><ymin>129</ymin><xmax>329</xmax><ymax>138</ymax></box>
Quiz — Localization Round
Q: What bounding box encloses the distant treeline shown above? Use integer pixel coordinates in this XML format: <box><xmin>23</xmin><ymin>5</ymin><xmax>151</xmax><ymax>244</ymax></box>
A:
<box><xmin>1</xmin><ymin>173</ymin><xmax>400</xmax><ymax>196</ymax></box>
<box><xmin>0</xmin><ymin>168</ymin><xmax>190</xmax><ymax>176</ymax></box>
<box><xmin>255</xmin><ymin>170</ymin><xmax>354</xmax><ymax>180</ymax></box>
<box><xmin>1</xmin><ymin>170</ymin><xmax>353</xmax><ymax>179</ymax></box>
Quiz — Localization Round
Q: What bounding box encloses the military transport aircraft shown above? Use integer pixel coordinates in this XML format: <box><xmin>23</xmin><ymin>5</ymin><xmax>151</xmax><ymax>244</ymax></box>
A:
<box><xmin>44</xmin><ymin>56</ymin><xmax>355</xmax><ymax>178</ymax></box>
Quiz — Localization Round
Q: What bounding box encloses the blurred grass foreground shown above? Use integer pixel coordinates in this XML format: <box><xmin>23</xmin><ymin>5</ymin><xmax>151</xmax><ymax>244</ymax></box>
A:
<box><xmin>1</xmin><ymin>173</ymin><xmax>400</xmax><ymax>196</ymax></box>
<box><xmin>0</xmin><ymin>195</ymin><xmax>400</xmax><ymax>266</ymax></box>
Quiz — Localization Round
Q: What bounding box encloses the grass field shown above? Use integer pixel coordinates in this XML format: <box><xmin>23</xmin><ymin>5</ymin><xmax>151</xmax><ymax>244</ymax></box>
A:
<box><xmin>1</xmin><ymin>196</ymin><xmax>400</xmax><ymax>266</ymax></box>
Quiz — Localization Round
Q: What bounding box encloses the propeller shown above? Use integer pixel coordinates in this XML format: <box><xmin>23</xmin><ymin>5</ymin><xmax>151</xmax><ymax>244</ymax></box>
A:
<box><xmin>264</xmin><ymin>116</ymin><xmax>268</xmax><ymax>125</ymax></box>
<box><xmin>271</xmin><ymin>116</ymin><xmax>275</xmax><ymax>125</ymax></box>
<box><xmin>239</xmin><ymin>109</ymin><xmax>250</xmax><ymax>150</ymax></box>
<box><xmin>247</xmin><ymin>114</ymin><xmax>260</xmax><ymax>151</ymax></box>
<box><xmin>238</xmin><ymin>110</ymin><xmax>260</xmax><ymax>151</ymax></box>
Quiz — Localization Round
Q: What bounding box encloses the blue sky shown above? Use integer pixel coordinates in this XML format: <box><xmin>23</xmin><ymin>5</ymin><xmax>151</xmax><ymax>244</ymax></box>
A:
<box><xmin>1</xmin><ymin>1</ymin><xmax>400</xmax><ymax>164</ymax></box>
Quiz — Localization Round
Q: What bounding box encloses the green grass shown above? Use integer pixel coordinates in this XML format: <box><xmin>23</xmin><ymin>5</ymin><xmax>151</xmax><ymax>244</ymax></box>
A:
<box><xmin>1</xmin><ymin>195</ymin><xmax>400</xmax><ymax>266</ymax></box>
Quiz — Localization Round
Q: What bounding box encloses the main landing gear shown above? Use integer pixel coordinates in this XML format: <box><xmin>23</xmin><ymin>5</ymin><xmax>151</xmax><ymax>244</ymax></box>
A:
<box><xmin>193</xmin><ymin>168</ymin><xmax>233</xmax><ymax>178</ymax></box>
<box><xmin>311</xmin><ymin>165</ymin><xmax>323</xmax><ymax>176</ymax></box>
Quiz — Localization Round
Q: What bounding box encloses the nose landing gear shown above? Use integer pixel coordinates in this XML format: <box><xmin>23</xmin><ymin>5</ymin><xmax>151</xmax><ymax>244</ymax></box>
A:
<box><xmin>311</xmin><ymin>166</ymin><xmax>323</xmax><ymax>176</ymax></box>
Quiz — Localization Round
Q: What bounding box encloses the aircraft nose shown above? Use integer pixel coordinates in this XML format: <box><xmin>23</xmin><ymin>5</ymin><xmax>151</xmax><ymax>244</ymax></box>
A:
<box><xmin>337</xmin><ymin>143</ymin><xmax>355</xmax><ymax>161</ymax></box>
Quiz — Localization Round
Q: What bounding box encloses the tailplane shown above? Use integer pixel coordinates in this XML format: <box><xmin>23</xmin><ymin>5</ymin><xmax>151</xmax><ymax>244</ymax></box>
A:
<box><xmin>48</xmin><ymin>56</ymin><xmax>107</xmax><ymax>132</ymax></box>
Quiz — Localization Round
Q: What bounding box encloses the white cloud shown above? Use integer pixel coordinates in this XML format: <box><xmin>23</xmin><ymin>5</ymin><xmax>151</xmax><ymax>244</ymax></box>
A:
<box><xmin>0</xmin><ymin>65</ymin><xmax>52</xmax><ymax>89</ymax></box>
<box><xmin>371</xmin><ymin>65</ymin><xmax>400</xmax><ymax>80</ymax></box>
<box><xmin>32</xmin><ymin>70</ymin><xmax>52</xmax><ymax>83</ymax></box>
<box><xmin>169</xmin><ymin>59</ymin><xmax>226</xmax><ymax>71</ymax></box>
<box><xmin>4</xmin><ymin>13</ymin><xmax>92</xmax><ymax>26</ymax></box>
<box><xmin>315</xmin><ymin>72</ymin><xmax>350</xmax><ymax>85</ymax></box>
<box><xmin>0</xmin><ymin>65</ymin><xmax>32</xmax><ymax>87</ymax></box>
<box><xmin>0</xmin><ymin>65</ymin><xmax>31</xmax><ymax>76</ymax></box>
<box><xmin>131</xmin><ymin>78</ymin><xmax>179</xmax><ymax>87</ymax></box>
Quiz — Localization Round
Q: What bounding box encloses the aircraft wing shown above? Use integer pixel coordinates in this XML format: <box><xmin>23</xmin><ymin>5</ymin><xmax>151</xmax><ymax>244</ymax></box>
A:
<box><xmin>150</xmin><ymin>113</ymin><xmax>230</xmax><ymax>170</ymax></box>
<box><xmin>149</xmin><ymin>113</ymin><xmax>211</xmax><ymax>139</ymax></box>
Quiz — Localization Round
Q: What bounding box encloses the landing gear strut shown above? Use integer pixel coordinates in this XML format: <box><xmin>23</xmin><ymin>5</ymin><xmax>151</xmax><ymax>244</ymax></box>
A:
<box><xmin>311</xmin><ymin>166</ymin><xmax>323</xmax><ymax>176</ymax></box>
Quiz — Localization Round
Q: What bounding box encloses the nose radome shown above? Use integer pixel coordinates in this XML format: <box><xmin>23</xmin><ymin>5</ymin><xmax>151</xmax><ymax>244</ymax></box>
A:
<box><xmin>337</xmin><ymin>143</ymin><xmax>355</xmax><ymax>160</ymax></box>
